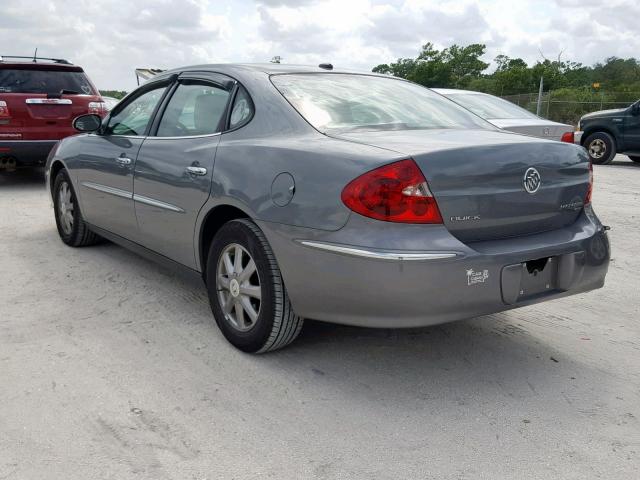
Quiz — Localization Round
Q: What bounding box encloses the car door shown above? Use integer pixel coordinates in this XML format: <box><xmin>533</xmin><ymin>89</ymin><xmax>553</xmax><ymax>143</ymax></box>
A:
<box><xmin>132</xmin><ymin>74</ymin><xmax>234</xmax><ymax>268</ymax></box>
<box><xmin>623</xmin><ymin>101</ymin><xmax>640</xmax><ymax>151</ymax></box>
<box><xmin>74</xmin><ymin>79</ymin><xmax>171</xmax><ymax>239</ymax></box>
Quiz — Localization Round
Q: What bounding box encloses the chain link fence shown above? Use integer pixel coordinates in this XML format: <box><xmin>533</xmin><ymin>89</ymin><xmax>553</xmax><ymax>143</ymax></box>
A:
<box><xmin>501</xmin><ymin>91</ymin><xmax>640</xmax><ymax>126</ymax></box>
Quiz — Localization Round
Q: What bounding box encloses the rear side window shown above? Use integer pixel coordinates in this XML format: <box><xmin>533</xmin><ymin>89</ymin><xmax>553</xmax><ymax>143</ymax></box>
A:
<box><xmin>229</xmin><ymin>86</ymin><xmax>253</xmax><ymax>129</ymax></box>
<box><xmin>0</xmin><ymin>69</ymin><xmax>94</xmax><ymax>95</ymax></box>
<box><xmin>156</xmin><ymin>82</ymin><xmax>230</xmax><ymax>137</ymax></box>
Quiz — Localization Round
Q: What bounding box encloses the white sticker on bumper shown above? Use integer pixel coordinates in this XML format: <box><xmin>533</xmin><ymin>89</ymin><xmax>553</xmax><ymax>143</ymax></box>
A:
<box><xmin>466</xmin><ymin>268</ymin><xmax>489</xmax><ymax>285</ymax></box>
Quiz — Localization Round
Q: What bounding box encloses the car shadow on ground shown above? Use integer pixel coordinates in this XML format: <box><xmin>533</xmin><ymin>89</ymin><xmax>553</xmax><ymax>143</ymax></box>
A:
<box><xmin>0</xmin><ymin>168</ymin><xmax>46</xmax><ymax>188</ymax></box>
<box><xmin>610</xmin><ymin>160</ymin><xmax>640</xmax><ymax>167</ymax></box>
<box><xmin>14</xmin><ymin>222</ymin><xmax>610</xmax><ymax>414</ymax></box>
<box><xmin>608</xmin><ymin>155</ymin><xmax>640</xmax><ymax>167</ymax></box>
<box><xmin>257</xmin><ymin>312</ymin><xmax>582</xmax><ymax>402</ymax></box>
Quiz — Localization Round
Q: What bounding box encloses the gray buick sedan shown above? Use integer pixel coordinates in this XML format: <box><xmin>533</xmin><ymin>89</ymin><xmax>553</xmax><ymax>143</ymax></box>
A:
<box><xmin>45</xmin><ymin>63</ymin><xmax>610</xmax><ymax>353</ymax></box>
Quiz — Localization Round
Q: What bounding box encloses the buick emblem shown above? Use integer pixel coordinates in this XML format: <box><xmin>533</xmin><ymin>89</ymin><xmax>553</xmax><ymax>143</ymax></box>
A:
<box><xmin>523</xmin><ymin>167</ymin><xmax>541</xmax><ymax>194</ymax></box>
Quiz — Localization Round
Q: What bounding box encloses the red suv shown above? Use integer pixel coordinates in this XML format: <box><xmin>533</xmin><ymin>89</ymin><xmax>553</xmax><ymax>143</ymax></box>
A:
<box><xmin>0</xmin><ymin>55</ymin><xmax>107</xmax><ymax>170</ymax></box>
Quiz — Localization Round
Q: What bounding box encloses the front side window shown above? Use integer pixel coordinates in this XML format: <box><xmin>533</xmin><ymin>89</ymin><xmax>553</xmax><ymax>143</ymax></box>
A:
<box><xmin>271</xmin><ymin>73</ymin><xmax>494</xmax><ymax>133</ymax></box>
<box><xmin>106</xmin><ymin>85</ymin><xmax>166</xmax><ymax>136</ymax></box>
<box><xmin>156</xmin><ymin>82</ymin><xmax>230</xmax><ymax>137</ymax></box>
<box><xmin>445</xmin><ymin>93</ymin><xmax>539</xmax><ymax>120</ymax></box>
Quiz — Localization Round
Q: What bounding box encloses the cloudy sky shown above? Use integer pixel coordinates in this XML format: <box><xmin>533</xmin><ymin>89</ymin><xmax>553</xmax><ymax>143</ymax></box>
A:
<box><xmin>1</xmin><ymin>0</ymin><xmax>638</xmax><ymax>91</ymax></box>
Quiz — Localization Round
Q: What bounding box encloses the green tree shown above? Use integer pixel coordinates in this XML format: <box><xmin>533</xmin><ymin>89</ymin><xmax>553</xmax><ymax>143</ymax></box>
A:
<box><xmin>592</xmin><ymin>57</ymin><xmax>640</xmax><ymax>90</ymax></box>
<box><xmin>373</xmin><ymin>45</ymin><xmax>640</xmax><ymax>106</ymax></box>
<box><xmin>444</xmin><ymin>44</ymin><xmax>489</xmax><ymax>87</ymax></box>
<box><xmin>373</xmin><ymin>43</ymin><xmax>488</xmax><ymax>88</ymax></box>
<box><xmin>372</xmin><ymin>58</ymin><xmax>417</xmax><ymax>78</ymax></box>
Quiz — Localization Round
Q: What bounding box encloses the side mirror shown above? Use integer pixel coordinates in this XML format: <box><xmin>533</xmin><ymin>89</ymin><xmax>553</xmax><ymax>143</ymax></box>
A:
<box><xmin>631</xmin><ymin>101</ymin><xmax>640</xmax><ymax>116</ymax></box>
<box><xmin>73</xmin><ymin>114</ymin><xmax>102</xmax><ymax>132</ymax></box>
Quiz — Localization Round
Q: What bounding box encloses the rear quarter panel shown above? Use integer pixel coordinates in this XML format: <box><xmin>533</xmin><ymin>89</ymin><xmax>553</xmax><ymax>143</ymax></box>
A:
<box><xmin>210</xmin><ymin>129</ymin><xmax>401</xmax><ymax>230</ymax></box>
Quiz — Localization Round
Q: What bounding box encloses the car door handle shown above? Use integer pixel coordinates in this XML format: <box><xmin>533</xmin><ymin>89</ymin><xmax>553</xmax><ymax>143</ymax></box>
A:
<box><xmin>115</xmin><ymin>157</ymin><xmax>132</xmax><ymax>166</ymax></box>
<box><xmin>186</xmin><ymin>166</ymin><xmax>207</xmax><ymax>176</ymax></box>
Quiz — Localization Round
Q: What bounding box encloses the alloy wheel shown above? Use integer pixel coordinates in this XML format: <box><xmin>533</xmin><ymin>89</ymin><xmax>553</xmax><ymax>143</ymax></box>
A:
<box><xmin>57</xmin><ymin>181</ymin><xmax>74</xmax><ymax>235</ymax></box>
<box><xmin>216</xmin><ymin>243</ymin><xmax>262</xmax><ymax>332</ymax></box>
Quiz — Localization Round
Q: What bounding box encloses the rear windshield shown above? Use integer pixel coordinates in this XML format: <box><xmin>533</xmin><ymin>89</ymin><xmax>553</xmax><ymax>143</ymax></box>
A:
<box><xmin>445</xmin><ymin>92</ymin><xmax>539</xmax><ymax>120</ymax></box>
<box><xmin>270</xmin><ymin>73</ymin><xmax>494</xmax><ymax>133</ymax></box>
<box><xmin>0</xmin><ymin>69</ymin><xmax>95</xmax><ymax>95</ymax></box>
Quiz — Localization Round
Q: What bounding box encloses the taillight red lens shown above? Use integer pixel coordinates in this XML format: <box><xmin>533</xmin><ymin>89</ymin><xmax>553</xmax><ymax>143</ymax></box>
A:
<box><xmin>0</xmin><ymin>101</ymin><xmax>10</xmax><ymax>118</ymax></box>
<box><xmin>561</xmin><ymin>131</ymin><xmax>575</xmax><ymax>143</ymax></box>
<box><xmin>341</xmin><ymin>159</ymin><xmax>443</xmax><ymax>224</ymax></box>
<box><xmin>585</xmin><ymin>160</ymin><xmax>593</xmax><ymax>204</ymax></box>
<box><xmin>88</xmin><ymin>101</ymin><xmax>107</xmax><ymax>117</ymax></box>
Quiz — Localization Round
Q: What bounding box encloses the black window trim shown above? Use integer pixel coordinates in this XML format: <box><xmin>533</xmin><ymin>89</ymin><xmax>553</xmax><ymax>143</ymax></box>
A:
<box><xmin>173</xmin><ymin>69</ymin><xmax>256</xmax><ymax>133</ymax></box>
<box><xmin>224</xmin><ymin>83</ymin><xmax>255</xmax><ymax>133</ymax></box>
<box><xmin>147</xmin><ymin>73</ymin><xmax>235</xmax><ymax>139</ymax></box>
<box><xmin>101</xmin><ymin>74</ymin><xmax>177</xmax><ymax>138</ymax></box>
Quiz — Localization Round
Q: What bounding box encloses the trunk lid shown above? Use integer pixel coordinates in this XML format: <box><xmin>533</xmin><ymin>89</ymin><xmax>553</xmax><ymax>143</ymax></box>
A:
<box><xmin>332</xmin><ymin>129</ymin><xmax>590</xmax><ymax>243</ymax></box>
<box><xmin>489</xmin><ymin>118</ymin><xmax>574</xmax><ymax>141</ymax></box>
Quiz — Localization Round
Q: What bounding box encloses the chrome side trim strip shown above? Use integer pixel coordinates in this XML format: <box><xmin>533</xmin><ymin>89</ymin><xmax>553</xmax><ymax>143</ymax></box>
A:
<box><xmin>144</xmin><ymin>132</ymin><xmax>222</xmax><ymax>140</ymax></box>
<box><xmin>26</xmin><ymin>98</ymin><xmax>72</xmax><ymax>105</ymax></box>
<box><xmin>133</xmin><ymin>194</ymin><xmax>185</xmax><ymax>213</ymax></box>
<box><xmin>82</xmin><ymin>182</ymin><xmax>132</xmax><ymax>199</ymax></box>
<box><xmin>297</xmin><ymin>240</ymin><xmax>459</xmax><ymax>261</ymax></box>
<box><xmin>81</xmin><ymin>182</ymin><xmax>184</xmax><ymax>212</ymax></box>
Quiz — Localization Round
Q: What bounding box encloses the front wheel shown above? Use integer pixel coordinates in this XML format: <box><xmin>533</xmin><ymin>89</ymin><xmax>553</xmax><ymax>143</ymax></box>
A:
<box><xmin>584</xmin><ymin>132</ymin><xmax>616</xmax><ymax>165</ymax></box>
<box><xmin>53</xmin><ymin>170</ymin><xmax>100</xmax><ymax>247</ymax></box>
<box><xmin>206</xmin><ymin>219</ymin><xmax>304</xmax><ymax>353</ymax></box>
<box><xmin>628</xmin><ymin>155</ymin><xmax>640</xmax><ymax>163</ymax></box>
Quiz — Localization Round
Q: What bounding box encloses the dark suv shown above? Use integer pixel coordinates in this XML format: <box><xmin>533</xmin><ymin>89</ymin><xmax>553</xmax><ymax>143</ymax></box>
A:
<box><xmin>0</xmin><ymin>55</ymin><xmax>106</xmax><ymax>170</ymax></box>
<box><xmin>577</xmin><ymin>99</ymin><xmax>640</xmax><ymax>165</ymax></box>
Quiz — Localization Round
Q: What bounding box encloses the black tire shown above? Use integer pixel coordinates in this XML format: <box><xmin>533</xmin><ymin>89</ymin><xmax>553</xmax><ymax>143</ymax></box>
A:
<box><xmin>584</xmin><ymin>132</ymin><xmax>616</xmax><ymax>165</ymax></box>
<box><xmin>53</xmin><ymin>170</ymin><xmax>100</xmax><ymax>247</ymax></box>
<box><xmin>206</xmin><ymin>218</ymin><xmax>304</xmax><ymax>353</ymax></box>
<box><xmin>629</xmin><ymin>155</ymin><xmax>640</xmax><ymax>163</ymax></box>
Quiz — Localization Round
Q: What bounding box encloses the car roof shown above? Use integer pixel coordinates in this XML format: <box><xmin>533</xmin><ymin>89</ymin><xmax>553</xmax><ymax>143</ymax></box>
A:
<box><xmin>0</xmin><ymin>59</ymin><xmax>83</xmax><ymax>72</ymax></box>
<box><xmin>163</xmin><ymin>63</ymin><xmax>384</xmax><ymax>78</ymax></box>
<box><xmin>432</xmin><ymin>88</ymin><xmax>485</xmax><ymax>95</ymax></box>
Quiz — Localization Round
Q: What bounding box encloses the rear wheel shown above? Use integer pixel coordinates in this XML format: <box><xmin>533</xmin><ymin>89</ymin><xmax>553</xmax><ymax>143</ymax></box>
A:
<box><xmin>584</xmin><ymin>132</ymin><xmax>616</xmax><ymax>165</ymax></box>
<box><xmin>629</xmin><ymin>155</ymin><xmax>640</xmax><ymax>163</ymax></box>
<box><xmin>53</xmin><ymin>170</ymin><xmax>100</xmax><ymax>247</ymax></box>
<box><xmin>206</xmin><ymin>218</ymin><xmax>304</xmax><ymax>353</ymax></box>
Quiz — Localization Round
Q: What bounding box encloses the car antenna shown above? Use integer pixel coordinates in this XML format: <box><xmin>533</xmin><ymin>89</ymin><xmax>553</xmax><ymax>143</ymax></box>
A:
<box><xmin>33</xmin><ymin>47</ymin><xmax>38</xmax><ymax>63</ymax></box>
<box><xmin>319</xmin><ymin>63</ymin><xmax>333</xmax><ymax>70</ymax></box>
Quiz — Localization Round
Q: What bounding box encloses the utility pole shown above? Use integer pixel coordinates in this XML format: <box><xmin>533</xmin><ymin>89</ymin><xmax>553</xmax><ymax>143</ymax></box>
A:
<box><xmin>536</xmin><ymin>76</ymin><xmax>544</xmax><ymax>116</ymax></box>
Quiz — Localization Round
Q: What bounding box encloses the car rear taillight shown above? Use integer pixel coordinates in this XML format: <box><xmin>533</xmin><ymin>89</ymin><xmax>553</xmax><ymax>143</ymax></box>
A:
<box><xmin>341</xmin><ymin>159</ymin><xmax>443</xmax><ymax>224</ymax></box>
<box><xmin>561</xmin><ymin>131</ymin><xmax>574</xmax><ymax>143</ymax></box>
<box><xmin>88</xmin><ymin>101</ymin><xmax>108</xmax><ymax>117</ymax></box>
<box><xmin>585</xmin><ymin>160</ymin><xmax>593</xmax><ymax>205</ymax></box>
<box><xmin>0</xmin><ymin>101</ymin><xmax>10</xmax><ymax>118</ymax></box>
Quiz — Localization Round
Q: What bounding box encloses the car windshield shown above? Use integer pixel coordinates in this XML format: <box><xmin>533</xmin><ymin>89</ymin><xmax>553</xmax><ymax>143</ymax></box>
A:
<box><xmin>444</xmin><ymin>92</ymin><xmax>539</xmax><ymax>120</ymax></box>
<box><xmin>0</xmin><ymin>68</ymin><xmax>95</xmax><ymax>95</ymax></box>
<box><xmin>271</xmin><ymin>74</ymin><xmax>494</xmax><ymax>133</ymax></box>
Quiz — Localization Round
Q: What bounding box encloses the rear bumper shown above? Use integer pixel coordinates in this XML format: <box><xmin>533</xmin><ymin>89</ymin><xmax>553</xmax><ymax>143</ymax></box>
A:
<box><xmin>574</xmin><ymin>131</ymin><xmax>584</xmax><ymax>145</ymax></box>
<box><xmin>258</xmin><ymin>207</ymin><xmax>610</xmax><ymax>328</ymax></box>
<box><xmin>0</xmin><ymin>140</ymin><xmax>58</xmax><ymax>166</ymax></box>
